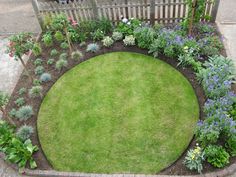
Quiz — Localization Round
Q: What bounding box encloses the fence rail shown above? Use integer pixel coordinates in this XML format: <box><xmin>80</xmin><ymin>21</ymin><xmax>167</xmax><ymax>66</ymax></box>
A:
<box><xmin>32</xmin><ymin>0</ymin><xmax>219</xmax><ymax>27</ymax></box>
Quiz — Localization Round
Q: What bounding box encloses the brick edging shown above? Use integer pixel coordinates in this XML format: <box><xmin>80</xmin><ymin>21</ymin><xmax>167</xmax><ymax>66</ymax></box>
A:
<box><xmin>21</xmin><ymin>163</ymin><xmax>236</xmax><ymax>177</ymax></box>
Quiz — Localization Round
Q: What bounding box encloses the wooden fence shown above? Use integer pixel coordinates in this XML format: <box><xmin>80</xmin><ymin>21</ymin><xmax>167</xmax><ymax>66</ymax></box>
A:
<box><xmin>32</xmin><ymin>0</ymin><xmax>220</xmax><ymax>27</ymax></box>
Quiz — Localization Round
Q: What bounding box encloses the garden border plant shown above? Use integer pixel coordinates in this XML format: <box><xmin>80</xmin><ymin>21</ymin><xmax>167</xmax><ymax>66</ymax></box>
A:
<box><xmin>1</xmin><ymin>14</ymin><xmax>235</xmax><ymax>176</ymax></box>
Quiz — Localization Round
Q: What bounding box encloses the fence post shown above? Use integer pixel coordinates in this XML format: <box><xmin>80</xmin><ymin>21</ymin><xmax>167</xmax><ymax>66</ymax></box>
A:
<box><xmin>150</xmin><ymin>0</ymin><xmax>155</xmax><ymax>25</ymax></box>
<box><xmin>89</xmin><ymin>0</ymin><xmax>99</xmax><ymax>20</ymax></box>
<box><xmin>31</xmin><ymin>0</ymin><xmax>43</xmax><ymax>29</ymax></box>
<box><xmin>211</xmin><ymin>0</ymin><xmax>220</xmax><ymax>22</ymax></box>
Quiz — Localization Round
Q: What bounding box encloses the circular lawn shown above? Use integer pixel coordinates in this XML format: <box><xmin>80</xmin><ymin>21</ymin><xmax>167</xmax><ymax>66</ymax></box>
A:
<box><xmin>37</xmin><ymin>52</ymin><xmax>199</xmax><ymax>174</ymax></box>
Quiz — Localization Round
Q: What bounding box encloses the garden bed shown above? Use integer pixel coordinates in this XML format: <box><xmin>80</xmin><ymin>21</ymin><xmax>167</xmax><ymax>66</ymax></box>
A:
<box><xmin>1</xmin><ymin>15</ymin><xmax>236</xmax><ymax>176</ymax></box>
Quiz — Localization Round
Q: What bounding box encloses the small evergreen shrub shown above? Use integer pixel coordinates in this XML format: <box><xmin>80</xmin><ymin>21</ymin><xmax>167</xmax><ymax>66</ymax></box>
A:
<box><xmin>34</xmin><ymin>66</ymin><xmax>44</xmax><ymax>76</ymax></box>
<box><xmin>47</xmin><ymin>58</ymin><xmax>55</xmax><ymax>65</ymax></box>
<box><xmin>34</xmin><ymin>58</ymin><xmax>43</xmax><ymax>66</ymax></box>
<box><xmin>86</xmin><ymin>43</ymin><xmax>99</xmax><ymax>53</ymax></box>
<box><xmin>55</xmin><ymin>59</ymin><xmax>68</xmax><ymax>71</ymax></box>
<box><xmin>29</xmin><ymin>86</ymin><xmax>43</xmax><ymax>98</ymax></box>
<box><xmin>123</xmin><ymin>35</ymin><xmax>135</xmax><ymax>46</ymax></box>
<box><xmin>33</xmin><ymin>79</ymin><xmax>41</xmax><ymax>86</ymax></box>
<box><xmin>112</xmin><ymin>32</ymin><xmax>123</xmax><ymax>41</ymax></box>
<box><xmin>40</xmin><ymin>73</ymin><xmax>52</xmax><ymax>82</ymax></box>
<box><xmin>102</xmin><ymin>36</ymin><xmax>114</xmax><ymax>47</ymax></box>
<box><xmin>50</xmin><ymin>49</ymin><xmax>59</xmax><ymax>56</ymax></box>
<box><xmin>42</xmin><ymin>33</ymin><xmax>53</xmax><ymax>46</ymax></box>
<box><xmin>16</xmin><ymin>105</ymin><xmax>33</xmax><ymax>121</ymax></box>
<box><xmin>71</xmin><ymin>50</ymin><xmax>83</xmax><ymax>60</ymax></box>
<box><xmin>9</xmin><ymin>108</ymin><xmax>17</xmax><ymax>118</ymax></box>
<box><xmin>16</xmin><ymin>125</ymin><xmax>34</xmax><ymax>141</ymax></box>
<box><xmin>14</xmin><ymin>97</ymin><xmax>25</xmax><ymax>107</ymax></box>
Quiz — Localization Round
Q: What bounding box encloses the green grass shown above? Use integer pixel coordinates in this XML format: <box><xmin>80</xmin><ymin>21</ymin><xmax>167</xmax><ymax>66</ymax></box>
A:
<box><xmin>38</xmin><ymin>52</ymin><xmax>199</xmax><ymax>174</ymax></box>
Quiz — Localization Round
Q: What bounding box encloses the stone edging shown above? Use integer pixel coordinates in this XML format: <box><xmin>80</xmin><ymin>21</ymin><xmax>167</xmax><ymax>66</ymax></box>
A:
<box><xmin>21</xmin><ymin>162</ymin><xmax>236</xmax><ymax>177</ymax></box>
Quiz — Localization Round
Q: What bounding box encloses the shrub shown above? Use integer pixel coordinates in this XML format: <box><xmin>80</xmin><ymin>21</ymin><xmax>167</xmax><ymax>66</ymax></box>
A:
<box><xmin>29</xmin><ymin>86</ymin><xmax>43</xmax><ymax>98</ymax></box>
<box><xmin>33</xmin><ymin>79</ymin><xmax>41</xmax><ymax>86</ymax></box>
<box><xmin>71</xmin><ymin>50</ymin><xmax>83</xmax><ymax>60</ymax></box>
<box><xmin>16</xmin><ymin>105</ymin><xmax>33</xmax><ymax>121</ymax></box>
<box><xmin>226</xmin><ymin>135</ymin><xmax>236</xmax><ymax>156</ymax></box>
<box><xmin>59</xmin><ymin>53</ymin><xmax>68</xmax><ymax>60</ymax></box>
<box><xmin>16</xmin><ymin>125</ymin><xmax>34</xmax><ymax>141</ymax></box>
<box><xmin>204</xmin><ymin>145</ymin><xmax>230</xmax><ymax>168</ymax></box>
<box><xmin>112</xmin><ymin>31</ymin><xmax>123</xmax><ymax>41</ymax></box>
<box><xmin>91</xmin><ymin>29</ymin><xmax>105</xmax><ymax>41</ymax></box>
<box><xmin>47</xmin><ymin>58</ymin><xmax>55</xmax><ymax>65</ymax></box>
<box><xmin>14</xmin><ymin>97</ymin><xmax>25</xmax><ymax>107</ymax></box>
<box><xmin>50</xmin><ymin>49</ymin><xmax>59</xmax><ymax>56</ymax></box>
<box><xmin>55</xmin><ymin>59</ymin><xmax>68</xmax><ymax>71</ymax></box>
<box><xmin>96</xmin><ymin>17</ymin><xmax>113</xmax><ymax>34</ymax></box>
<box><xmin>123</xmin><ymin>35</ymin><xmax>135</xmax><ymax>46</ymax></box>
<box><xmin>184</xmin><ymin>145</ymin><xmax>205</xmax><ymax>174</ymax></box>
<box><xmin>9</xmin><ymin>108</ymin><xmax>17</xmax><ymax>118</ymax></box>
<box><xmin>196</xmin><ymin>23</ymin><xmax>216</xmax><ymax>34</ymax></box>
<box><xmin>32</xmin><ymin>43</ymin><xmax>42</xmax><ymax>57</ymax></box>
<box><xmin>40</xmin><ymin>73</ymin><xmax>52</xmax><ymax>82</ymax></box>
<box><xmin>102</xmin><ymin>36</ymin><xmax>114</xmax><ymax>47</ymax></box>
<box><xmin>34</xmin><ymin>58</ymin><xmax>43</xmax><ymax>66</ymax></box>
<box><xmin>34</xmin><ymin>66</ymin><xmax>44</xmax><ymax>76</ymax></box>
<box><xmin>115</xmin><ymin>18</ymin><xmax>142</xmax><ymax>36</ymax></box>
<box><xmin>86</xmin><ymin>43</ymin><xmax>100</xmax><ymax>53</ymax></box>
<box><xmin>18</xmin><ymin>87</ymin><xmax>26</xmax><ymax>96</ymax></box>
<box><xmin>133</xmin><ymin>27</ymin><xmax>156</xmax><ymax>49</ymax></box>
<box><xmin>42</xmin><ymin>33</ymin><xmax>53</xmax><ymax>46</ymax></box>
<box><xmin>54</xmin><ymin>31</ymin><xmax>64</xmax><ymax>42</ymax></box>
<box><xmin>60</xmin><ymin>42</ymin><xmax>69</xmax><ymax>49</ymax></box>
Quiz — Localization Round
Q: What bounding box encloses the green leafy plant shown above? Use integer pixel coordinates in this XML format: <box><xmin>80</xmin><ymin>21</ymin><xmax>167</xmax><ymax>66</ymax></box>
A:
<box><xmin>40</xmin><ymin>73</ymin><xmax>52</xmax><ymax>82</ymax></box>
<box><xmin>102</xmin><ymin>36</ymin><xmax>114</xmax><ymax>47</ymax></box>
<box><xmin>55</xmin><ymin>59</ymin><xmax>68</xmax><ymax>71</ymax></box>
<box><xmin>16</xmin><ymin>125</ymin><xmax>34</xmax><ymax>142</ymax></box>
<box><xmin>34</xmin><ymin>58</ymin><xmax>43</xmax><ymax>66</ymax></box>
<box><xmin>32</xmin><ymin>43</ymin><xmax>42</xmax><ymax>57</ymax></box>
<box><xmin>47</xmin><ymin>58</ymin><xmax>55</xmax><ymax>65</ymax></box>
<box><xmin>184</xmin><ymin>145</ymin><xmax>205</xmax><ymax>174</ymax></box>
<box><xmin>60</xmin><ymin>41</ymin><xmax>69</xmax><ymax>49</ymax></box>
<box><xmin>54</xmin><ymin>31</ymin><xmax>64</xmax><ymax>42</ymax></box>
<box><xmin>123</xmin><ymin>35</ymin><xmax>135</xmax><ymax>46</ymax></box>
<box><xmin>112</xmin><ymin>31</ymin><xmax>123</xmax><ymax>41</ymax></box>
<box><xmin>226</xmin><ymin>135</ymin><xmax>236</xmax><ymax>156</ymax></box>
<box><xmin>14</xmin><ymin>97</ymin><xmax>25</xmax><ymax>107</ymax></box>
<box><xmin>33</xmin><ymin>79</ymin><xmax>41</xmax><ymax>86</ymax></box>
<box><xmin>115</xmin><ymin>18</ymin><xmax>142</xmax><ymax>36</ymax></box>
<box><xmin>0</xmin><ymin>91</ymin><xmax>15</xmax><ymax>125</ymax></box>
<box><xmin>9</xmin><ymin>108</ymin><xmax>17</xmax><ymax>118</ymax></box>
<box><xmin>16</xmin><ymin>105</ymin><xmax>33</xmax><ymax>121</ymax></box>
<box><xmin>86</xmin><ymin>43</ymin><xmax>100</xmax><ymax>53</ymax></box>
<box><xmin>34</xmin><ymin>66</ymin><xmax>44</xmax><ymax>76</ymax></box>
<box><xmin>50</xmin><ymin>49</ymin><xmax>59</xmax><ymax>56</ymax></box>
<box><xmin>71</xmin><ymin>50</ymin><xmax>83</xmax><ymax>60</ymax></box>
<box><xmin>42</xmin><ymin>32</ymin><xmax>53</xmax><ymax>46</ymax></box>
<box><xmin>18</xmin><ymin>87</ymin><xmax>26</xmax><ymax>96</ymax></box>
<box><xmin>29</xmin><ymin>86</ymin><xmax>43</xmax><ymax>98</ymax></box>
<box><xmin>204</xmin><ymin>145</ymin><xmax>230</xmax><ymax>168</ymax></box>
<box><xmin>59</xmin><ymin>53</ymin><xmax>68</xmax><ymax>60</ymax></box>
<box><xmin>91</xmin><ymin>29</ymin><xmax>105</xmax><ymax>41</ymax></box>
<box><xmin>134</xmin><ymin>27</ymin><xmax>156</xmax><ymax>49</ymax></box>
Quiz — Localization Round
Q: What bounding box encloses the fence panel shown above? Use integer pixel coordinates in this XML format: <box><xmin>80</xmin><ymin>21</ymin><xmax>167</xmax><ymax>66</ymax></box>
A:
<box><xmin>33</xmin><ymin>0</ymin><xmax>219</xmax><ymax>27</ymax></box>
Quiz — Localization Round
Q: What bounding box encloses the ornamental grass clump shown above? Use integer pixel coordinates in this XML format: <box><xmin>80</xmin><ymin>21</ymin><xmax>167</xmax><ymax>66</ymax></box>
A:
<box><xmin>16</xmin><ymin>125</ymin><xmax>34</xmax><ymax>141</ymax></box>
<box><xmin>184</xmin><ymin>145</ymin><xmax>205</xmax><ymax>174</ymax></box>
<box><xmin>55</xmin><ymin>59</ymin><xmax>68</xmax><ymax>71</ymax></box>
<box><xmin>102</xmin><ymin>36</ymin><xmax>114</xmax><ymax>47</ymax></box>
<box><xmin>16</xmin><ymin>105</ymin><xmax>33</xmax><ymax>121</ymax></box>
<box><xmin>29</xmin><ymin>86</ymin><xmax>43</xmax><ymax>98</ymax></box>
<box><xmin>86</xmin><ymin>43</ymin><xmax>100</xmax><ymax>53</ymax></box>
<box><xmin>40</xmin><ymin>73</ymin><xmax>52</xmax><ymax>82</ymax></box>
<box><xmin>71</xmin><ymin>50</ymin><xmax>83</xmax><ymax>60</ymax></box>
<box><xmin>123</xmin><ymin>35</ymin><xmax>135</xmax><ymax>46</ymax></box>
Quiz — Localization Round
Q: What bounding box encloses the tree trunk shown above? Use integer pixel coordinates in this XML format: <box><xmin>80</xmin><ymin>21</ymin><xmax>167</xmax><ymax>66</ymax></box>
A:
<box><xmin>19</xmin><ymin>56</ymin><xmax>33</xmax><ymax>82</ymax></box>
<box><xmin>188</xmin><ymin>0</ymin><xmax>198</xmax><ymax>36</ymax></box>
<box><xmin>0</xmin><ymin>107</ymin><xmax>15</xmax><ymax>126</ymax></box>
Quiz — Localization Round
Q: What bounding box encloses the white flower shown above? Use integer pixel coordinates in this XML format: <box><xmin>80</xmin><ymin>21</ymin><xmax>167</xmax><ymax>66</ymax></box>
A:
<box><xmin>127</xmin><ymin>22</ymin><xmax>131</xmax><ymax>25</ymax></box>
<box><xmin>122</xmin><ymin>18</ymin><xmax>128</xmax><ymax>23</ymax></box>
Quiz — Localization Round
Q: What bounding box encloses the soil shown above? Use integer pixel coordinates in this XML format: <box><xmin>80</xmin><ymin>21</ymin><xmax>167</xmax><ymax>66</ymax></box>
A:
<box><xmin>4</xmin><ymin>39</ymin><xmax>236</xmax><ymax>175</ymax></box>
